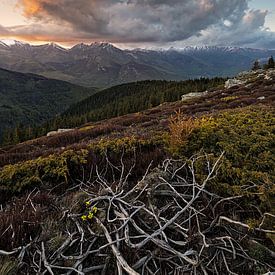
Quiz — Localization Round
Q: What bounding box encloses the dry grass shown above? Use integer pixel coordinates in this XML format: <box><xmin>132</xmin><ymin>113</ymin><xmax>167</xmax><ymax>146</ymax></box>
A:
<box><xmin>0</xmin><ymin>192</ymin><xmax>54</xmax><ymax>250</ymax></box>
<box><xmin>0</xmin><ymin>259</ymin><xmax>18</xmax><ymax>275</ymax></box>
<box><xmin>168</xmin><ymin>110</ymin><xmax>196</xmax><ymax>154</ymax></box>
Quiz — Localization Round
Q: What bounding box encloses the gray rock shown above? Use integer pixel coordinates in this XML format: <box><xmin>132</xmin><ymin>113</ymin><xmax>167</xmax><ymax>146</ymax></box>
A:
<box><xmin>47</xmin><ymin>129</ymin><xmax>74</xmax><ymax>137</ymax></box>
<box><xmin>225</xmin><ymin>78</ymin><xmax>246</xmax><ymax>89</ymax></box>
<box><xmin>181</xmin><ymin>91</ymin><xmax>208</xmax><ymax>101</ymax></box>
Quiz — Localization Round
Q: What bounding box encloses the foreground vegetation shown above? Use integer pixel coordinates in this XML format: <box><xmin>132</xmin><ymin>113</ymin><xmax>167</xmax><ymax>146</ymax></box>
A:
<box><xmin>0</xmin><ymin>105</ymin><xmax>274</xmax><ymax>274</ymax></box>
<box><xmin>0</xmin><ymin>69</ymin><xmax>274</xmax><ymax>274</ymax></box>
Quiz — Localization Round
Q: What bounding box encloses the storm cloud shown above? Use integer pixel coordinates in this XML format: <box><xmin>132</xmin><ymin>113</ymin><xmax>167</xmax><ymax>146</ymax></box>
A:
<box><xmin>1</xmin><ymin>0</ymin><xmax>275</xmax><ymax>48</ymax></box>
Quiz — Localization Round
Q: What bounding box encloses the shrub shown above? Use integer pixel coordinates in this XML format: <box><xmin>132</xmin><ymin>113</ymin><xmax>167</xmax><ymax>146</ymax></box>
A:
<box><xmin>0</xmin><ymin>192</ymin><xmax>53</xmax><ymax>250</ymax></box>
<box><xmin>168</xmin><ymin>106</ymin><xmax>275</xmax><ymax>212</ymax></box>
<box><xmin>167</xmin><ymin>110</ymin><xmax>197</xmax><ymax>155</ymax></box>
<box><xmin>0</xmin><ymin>149</ymin><xmax>88</xmax><ymax>194</ymax></box>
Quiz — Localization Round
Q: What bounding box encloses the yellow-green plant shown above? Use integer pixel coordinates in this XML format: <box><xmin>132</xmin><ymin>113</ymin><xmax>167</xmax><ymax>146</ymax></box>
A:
<box><xmin>181</xmin><ymin>106</ymin><xmax>275</xmax><ymax>211</ymax></box>
<box><xmin>220</xmin><ymin>96</ymin><xmax>239</xmax><ymax>101</ymax></box>
<box><xmin>81</xmin><ymin>201</ymin><xmax>98</xmax><ymax>222</ymax></box>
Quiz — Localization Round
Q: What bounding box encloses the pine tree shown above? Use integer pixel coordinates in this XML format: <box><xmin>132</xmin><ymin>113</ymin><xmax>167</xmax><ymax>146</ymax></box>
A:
<box><xmin>252</xmin><ymin>60</ymin><xmax>261</xmax><ymax>71</ymax></box>
<box><xmin>12</xmin><ymin>126</ymin><xmax>20</xmax><ymax>144</ymax></box>
<box><xmin>267</xmin><ymin>56</ymin><xmax>275</xmax><ymax>69</ymax></box>
<box><xmin>2</xmin><ymin>129</ymin><xmax>12</xmax><ymax>146</ymax></box>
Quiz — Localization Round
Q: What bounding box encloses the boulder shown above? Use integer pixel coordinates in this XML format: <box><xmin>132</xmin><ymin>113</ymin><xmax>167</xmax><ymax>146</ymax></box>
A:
<box><xmin>225</xmin><ymin>78</ymin><xmax>246</xmax><ymax>89</ymax></box>
<box><xmin>181</xmin><ymin>91</ymin><xmax>208</xmax><ymax>101</ymax></box>
<box><xmin>47</xmin><ymin>129</ymin><xmax>74</xmax><ymax>137</ymax></box>
<box><xmin>46</xmin><ymin>131</ymin><xmax>58</xmax><ymax>137</ymax></box>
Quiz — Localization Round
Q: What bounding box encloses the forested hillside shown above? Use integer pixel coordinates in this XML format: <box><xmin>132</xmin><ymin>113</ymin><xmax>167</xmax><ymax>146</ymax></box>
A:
<box><xmin>2</xmin><ymin>78</ymin><xmax>224</xmax><ymax>145</ymax></box>
<box><xmin>0</xmin><ymin>68</ymin><xmax>96</xmax><ymax>141</ymax></box>
<box><xmin>62</xmin><ymin>78</ymin><xmax>225</xmax><ymax>125</ymax></box>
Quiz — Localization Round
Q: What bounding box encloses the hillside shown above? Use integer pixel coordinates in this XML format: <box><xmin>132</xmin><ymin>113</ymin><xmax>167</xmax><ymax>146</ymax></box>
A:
<box><xmin>0</xmin><ymin>68</ymin><xmax>96</xmax><ymax>139</ymax></box>
<box><xmin>2</xmin><ymin>78</ymin><xmax>225</xmax><ymax>145</ymax></box>
<box><xmin>57</xmin><ymin>78</ymin><xmax>225</xmax><ymax>127</ymax></box>
<box><xmin>0</xmin><ymin>69</ymin><xmax>274</xmax><ymax>274</ymax></box>
<box><xmin>0</xmin><ymin>40</ymin><xmax>275</xmax><ymax>87</ymax></box>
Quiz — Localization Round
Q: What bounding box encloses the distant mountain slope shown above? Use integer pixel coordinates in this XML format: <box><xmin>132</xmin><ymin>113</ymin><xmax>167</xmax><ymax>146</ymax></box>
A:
<box><xmin>0</xmin><ymin>40</ymin><xmax>274</xmax><ymax>87</ymax></box>
<box><xmin>0</xmin><ymin>68</ymin><xmax>96</xmax><ymax>133</ymax></box>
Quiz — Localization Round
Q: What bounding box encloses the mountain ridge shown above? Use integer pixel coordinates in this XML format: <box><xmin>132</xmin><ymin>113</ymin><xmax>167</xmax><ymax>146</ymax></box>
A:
<box><xmin>1</xmin><ymin>40</ymin><xmax>274</xmax><ymax>87</ymax></box>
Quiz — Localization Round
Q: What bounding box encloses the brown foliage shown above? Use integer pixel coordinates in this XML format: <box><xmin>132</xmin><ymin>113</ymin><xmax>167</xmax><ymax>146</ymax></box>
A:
<box><xmin>168</xmin><ymin>110</ymin><xmax>196</xmax><ymax>154</ymax></box>
<box><xmin>0</xmin><ymin>192</ymin><xmax>54</xmax><ymax>250</ymax></box>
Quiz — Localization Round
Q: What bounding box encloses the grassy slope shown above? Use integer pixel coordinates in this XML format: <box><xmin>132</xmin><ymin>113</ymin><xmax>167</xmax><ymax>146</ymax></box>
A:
<box><xmin>41</xmin><ymin>78</ymin><xmax>225</xmax><ymax>131</ymax></box>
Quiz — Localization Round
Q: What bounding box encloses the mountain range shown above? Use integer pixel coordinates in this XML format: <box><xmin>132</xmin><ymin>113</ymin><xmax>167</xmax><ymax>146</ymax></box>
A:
<box><xmin>0</xmin><ymin>40</ymin><xmax>274</xmax><ymax>87</ymax></box>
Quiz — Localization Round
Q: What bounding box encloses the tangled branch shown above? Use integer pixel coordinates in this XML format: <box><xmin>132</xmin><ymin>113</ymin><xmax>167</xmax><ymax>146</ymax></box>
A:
<box><xmin>1</xmin><ymin>152</ymin><xmax>274</xmax><ymax>274</ymax></box>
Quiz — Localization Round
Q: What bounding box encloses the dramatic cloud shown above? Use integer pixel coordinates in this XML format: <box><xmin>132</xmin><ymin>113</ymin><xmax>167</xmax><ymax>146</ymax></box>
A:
<box><xmin>0</xmin><ymin>0</ymin><xmax>274</xmax><ymax>48</ymax></box>
<box><xmin>15</xmin><ymin>0</ymin><xmax>249</xmax><ymax>42</ymax></box>
<box><xmin>180</xmin><ymin>8</ymin><xmax>275</xmax><ymax>49</ymax></box>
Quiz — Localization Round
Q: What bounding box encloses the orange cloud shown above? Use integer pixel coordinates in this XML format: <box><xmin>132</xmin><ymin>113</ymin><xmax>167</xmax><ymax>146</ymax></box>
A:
<box><xmin>17</xmin><ymin>0</ymin><xmax>52</xmax><ymax>17</ymax></box>
<box><xmin>19</xmin><ymin>0</ymin><xmax>40</xmax><ymax>16</ymax></box>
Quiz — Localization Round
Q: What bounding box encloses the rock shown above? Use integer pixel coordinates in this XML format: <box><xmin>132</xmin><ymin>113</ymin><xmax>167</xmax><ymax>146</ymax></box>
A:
<box><xmin>57</xmin><ymin>129</ymin><xmax>74</xmax><ymax>133</ymax></box>
<box><xmin>47</xmin><ymin>131</ymin><xmax>58</xmax><ymax>137</ymax></box>
<box><xmin>237</xmin><ymin>71</ymin><xmax>251</xmax><ymax>77</ymax></box>
<box><xmin>181</xmin><ymin>91</ymin><xmax>208</xmax><ymax>101</ymax></box>
<box><xmin>265</xmin><ymin>75</ymin><xmax>272</xmax><ymax>80</ymax></box>
<box><xmin>47</xmin><ymin>129</ymin><xmax>74</xmax><ymax>137</ymax></box>
<box><xmin>257</xmin><ymin>96</ymin><xmax>265</xmax><ymax>100</ymax></box>
<box><xmin>225</xmin><ymin>78</ymin><xmax>246</xmax><ymax>89</ymax></box>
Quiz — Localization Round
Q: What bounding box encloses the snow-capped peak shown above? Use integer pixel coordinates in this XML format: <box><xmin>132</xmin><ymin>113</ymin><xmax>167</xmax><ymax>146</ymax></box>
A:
<box><xmin>0</xmin><ymin>39</ymin><xmax>27</xmax><ymax>46</ymax></box>
<box><xmin>44</xmin><ymin>42</ymin><xmax>67</xmax><ymax>51</ymax></box>
<box><xmin>90</xmin><ymin>42</ymin><xmax>120</xmax><ymax>51</ymax></box>
<box><xmin>71</xmin><ymin>43</ymin><xmax>89</xmax><ymax>50</ymax></box>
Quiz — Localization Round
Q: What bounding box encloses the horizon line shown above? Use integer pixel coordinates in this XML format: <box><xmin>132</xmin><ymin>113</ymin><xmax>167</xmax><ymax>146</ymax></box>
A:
<box><xmin>1</xmin><ymin>39</ymin><xmax>275</xmax><ymax>51</ymax></box>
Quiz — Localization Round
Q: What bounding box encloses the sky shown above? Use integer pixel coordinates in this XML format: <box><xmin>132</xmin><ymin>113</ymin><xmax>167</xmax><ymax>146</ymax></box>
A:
<box><xmin>0</xmin><ymin>0</ymin><xmax>274</xmax><ymax>49</ymax></box>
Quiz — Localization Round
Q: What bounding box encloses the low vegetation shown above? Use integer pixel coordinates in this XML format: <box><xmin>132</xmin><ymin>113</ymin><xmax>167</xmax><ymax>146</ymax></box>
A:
<box><xmin>168</xmin><ymin>106</ymin><xmax>275</xmax><ymax>212</ymax></box>
<box><xmin>0</xmin><ymin>69</ymin><xmax>274</xmax><ymax>274</ymax></box>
